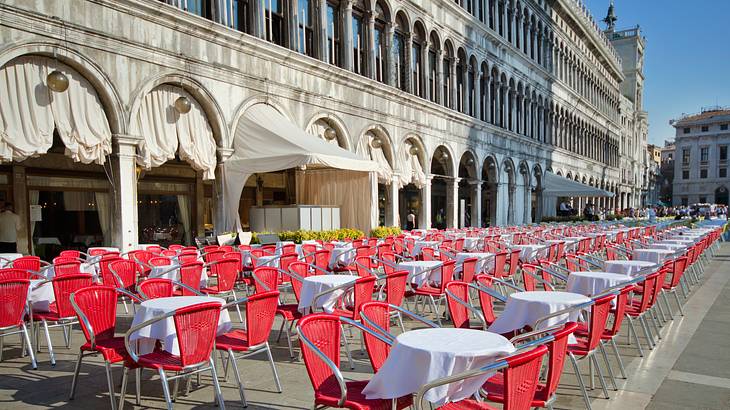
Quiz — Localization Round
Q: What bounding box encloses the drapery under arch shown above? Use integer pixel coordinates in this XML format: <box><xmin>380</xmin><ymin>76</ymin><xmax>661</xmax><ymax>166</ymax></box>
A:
<box><xmin>0</xmin><ymin>55</ymin><xmax>112</xmax><ymax>164</ymax></box>
<box><xmin>131</xmin><ymin>84</ymin><xmax>217</xmax><ymax>179</ymax></box>
<box><xmin>357</xmin><ymin>132</ymin><xmax>394</xmax><ymax>185</ymax></box>
<box><xmin>399</xmin><ymin>141</ymin><xmax>426</xmax><ymax>188</ymax></box>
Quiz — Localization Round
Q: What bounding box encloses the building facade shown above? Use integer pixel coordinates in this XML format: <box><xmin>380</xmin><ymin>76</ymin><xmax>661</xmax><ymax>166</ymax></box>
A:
<box><xmin>672</xmin><ymin>108</ymin><xmax>730</xmax><ymax>206</ymax></box>
<box><xmin>0</xmin><ymin>0</ymin><xmax>648</xmax><ymax>253</ymax></box>
<box><xmin>645</xmin><ymin>143</ymin><xmax>661</xmax><ymax>205</ymax></box>
<box><xmin>659</xmin><ymin>140</ymin><xmax>675</xmax><ymax>204</ymax></box>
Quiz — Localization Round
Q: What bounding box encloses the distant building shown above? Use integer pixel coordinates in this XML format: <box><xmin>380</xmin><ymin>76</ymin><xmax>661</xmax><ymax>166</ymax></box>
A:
<box><xmin>645</xmin><ymin>144</ymin><xmax>661</xmax><ymax>205</ymax></box>
<box><xmin>659</xmin><ymin>140</ymin><xmax>675</xmax><ymax>204</ymax></box>
<box><xmin>672</xmin><ymin>108</ymin><xmax>730</xmax><ymax>205</ymax></box>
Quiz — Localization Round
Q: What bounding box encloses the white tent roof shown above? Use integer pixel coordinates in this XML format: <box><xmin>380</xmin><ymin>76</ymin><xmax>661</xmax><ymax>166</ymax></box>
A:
<box><xmin>542</xmin><ymin>172</ymin><xmax>614</xmax><ymax>197</ymax></box>
<box><xmin>225</xmin><ymin>104</ymin><xmax>378</xmax><ymax>173</ymax></box>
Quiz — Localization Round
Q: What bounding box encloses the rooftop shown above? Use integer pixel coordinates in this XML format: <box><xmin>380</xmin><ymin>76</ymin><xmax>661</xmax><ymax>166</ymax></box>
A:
<box><xmin>673</xmin><ymin>107</ymin><xmax>730</xmax><ymax>126</ymax></box>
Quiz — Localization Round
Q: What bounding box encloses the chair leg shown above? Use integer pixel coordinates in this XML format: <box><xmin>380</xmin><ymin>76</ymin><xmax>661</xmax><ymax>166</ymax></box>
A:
<box><xmin>135</xmin><ymin>368</ymin><xmax>141</xmax><ymax>405</ymax></box>
<box><xmin>42</xmin><ymin>320</ymin><xmax>55</xmax><ymax>366</ymax></box>
<box><xmin>639</xmin><ymin>316</ymin><xmax>655</xmax><ymax>349</ymax></box>
<box><xmin>158</xmin><ymin>369</ymin><xmax>174</xmax><ymax>410</ymax></box>
<box><xmin>673</xmin><ymin>291</ymin><xmax>685</xmax><ymax>316</ymax></box>
<box><xmin>340</xmin><ymin>325</ymin><xmax>354</xmax><ymax>370</ymax></box>
<box><xmin>591</xmin><ymin>354</ymin><xmax>610</xmax><ymax>399</ymax></box>
<box><xmin>649</xmin><ymin>309</ymin><xmax>662</xmax><ymax>339</ymax></box>
<box><xmin>227</xmin><ymin>350</ymin><xmax>248</xmax><ymax>407</ymax></box>
<box><xmin>284</xmin><ymin>320</ymin><xmax>295</xmax><ymax>359</ymax></box>
<box><xmin>626</xmin><ymin>317</ymin><xmax>644</xmax><ymax>357</ymax></box>
<box><xmin>21</xmin><ymin>324</ymin><xmax>37</xmax><ymax>369</ymax></box>
<box><xmin>104</xmin><ymin>361</ymin><xmax>118</xmax><ymax>410</ymax></box>
<box><xmin>69</xmin><ymin>351</ymin><xmax>84</xmax><ymax>400</ymax></box>
<box><xmin>662</xmin><ymin>292</ymin><xmax>674</xmax><ymax>319</ymax></box>
<box><xmin>209</xmin><ymin>357</ymin><xmax>226</xmax><ymax>410</ymax></box>
<box><xmin>119</xmin><ymin>366</ymin><xmax>129</xmax><ymax>410</ymax></box>
<box><xmin>231</xmin><ymin>290</ymin><xmax>244</xmax><ymax>323</ymax></box>
<box><xmin>609</xmin><ymin>338</ymin><xmax>627</xmax><ymax>379</ymax></box>
<box><xmin>599</xmin><ymin>343</ymin><xmax>618</xmax><ymax>391</ymax></box>
<box><xmin>568</xmin><ymin>353</ymin><xmax>592</xmax><ymax>410</ymax></box>
<box><xmin>397</xmin><ymin>311</ymin><xmax>406</xmax><ymax>333</ymax></box>
<box><xmin>265</xmin><ymin>343</ymin><xmax>283</xmax><ymax>392</ymax></box>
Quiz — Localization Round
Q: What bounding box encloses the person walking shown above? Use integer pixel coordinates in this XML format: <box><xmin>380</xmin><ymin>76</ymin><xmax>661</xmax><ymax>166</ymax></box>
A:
<box><xmin>0</xmin><ymin>202</ymin><xmax>21</xmax><ymax>253</ymax></box>
<box><xmin>407</xmin><ymin>210</ymin><xmax>417</xmax><ymax>230</ymax></box>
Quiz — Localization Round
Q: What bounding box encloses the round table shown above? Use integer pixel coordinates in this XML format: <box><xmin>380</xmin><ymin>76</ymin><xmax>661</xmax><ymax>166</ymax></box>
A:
<box><xmin>130</xmin><ymin>296</ymin><xmax>231</xmax><ymax>355</ymax></box>
<box><xmin>397</xmin><ymin>261</ymin><xmax>443</xmax><ymax>287</ymax></box>
<box><xmin>297</xmin><ymin>275</ymin><xmax>358</xmax><ymax>313</ymax></box>
<box><xmin>632</xmin><ymin>248</ymin><xmax>675</xmax><ymax>264</ymax></box>
<box><xmin>455</xmin><ymin>252</ymin><xmax>494</xmax><ymax>275</ymax></box>
<box><xmin>362</xmin><ymin>328</ymin><xmax>515</xmax><ymax>405</ymax></box>
<box><xmin>462</xmin><ymin>237</ymin><xmax>481</xmax><ymax>251</ymax></box>
<box><xmin>411</xmin><ymin>241</ymin><xmax>440</xmax><ymax>257</ymax></box>
<box><xmin>648</xmin><ymin>243</ymin><xmax>686</xmax><ymax>252</ymax></box>
<box><xmin>0</xmin><ymin>253</ymin><xmax>23</xmax><ymax>268</ymax></box>
<box><xmin>44</xmin><ymin>262</ymin><xmax>97</xmax><ymax>279</ymax></box>
<box><xmin>488</xmin><ymin>291</ymin><xmax>590</xmax><ymax>336</ymax></box>
<box><xmin>254</xmin><ymin>255</ymin><xmax>279</xmax><ymax>268</ymax></box>
<box><xmin>28</xmin><ymin>279</ymin><xmax>55</xmax><ymax>313</ymax></box>
<box><xmin>604</xmin><ymin>260</ymin><xmax>656</xmax><ymax>276</ymax></box>
<box><xmin>661</xmin><ymin>239</ymin><xmax>696</xmax><ymax>245</ymax></box>
<box><xmin>567</xmin><ymin>271</ymin><xmax>631</xmax><ymax>298</ymax></box>
<box><xmin>148</xmin><ymin>264</ymin><xmax>208</xmax><ymax>288</ymax></box>
<box><xmin>511</xmin><ymin>244</ymin><xmax>548</xmax><ymax>262</ymax></box>
<box><xmin>328</xmin><ymin>245</ymin><xmax>355</xmax><ymax>269</ymax></box>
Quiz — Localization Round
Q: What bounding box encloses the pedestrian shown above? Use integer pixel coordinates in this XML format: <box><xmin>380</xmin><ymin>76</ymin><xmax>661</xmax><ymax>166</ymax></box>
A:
<box><xmin>0</xmin><ymin>202</ymin><xmax>21</xmax><ymax>253</ymax></box>
<box><xmin>407</xmin><ymin>210</ymin><xmax>417</xmax><ymax>230</ymax></box>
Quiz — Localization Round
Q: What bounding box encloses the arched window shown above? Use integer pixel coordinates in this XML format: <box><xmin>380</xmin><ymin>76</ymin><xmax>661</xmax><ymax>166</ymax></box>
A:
<box><xmin>264</xmin><ymin>0</ymin><xmax>285</xmax><ymax>46</ymax></box>
<box><xmin>412</xmin><ymin>23</ymin><xmax>426</xmax><ymax>98</ymax></box>
<box><xmin>326</xmin><ymin>2</ymin><xmax>342</xmax><ymax>67</ymax></box>
<box><xmin>456</xmin><ymin>49</ymin><xmax>467</xmax><ymax>113</ymax></box>
<box><xmin>468</xmin><ymin>59</ymin><xmax>476</xmax><ymax>117</ymax></box>
<box><xmin>231</xmin><ymin>0</ymin><xmax>251</xmax><ymax>34</ymax></box>
<box><xmin>443</xmin><ymin>43</ymin><xmax>454</xmax><ymax>108</ymax></box>
<box><xmin>428</xmin><ymin>33</ymin><xmax>439</xmax><ymax>103</ymax></box>
<box><xmin>373</xmin><ymin>2</ymin><xmax>388</xmax><ymax>83</ymax></box>
<box><xmin>393</xmin><ymin>14</ymin><xmax>408</xmax><ymax>91</ymax></box>
<box><xmin>352</xmin><ymin>0</ymin><xmax>367</xmax><ymax>76</ymax></box>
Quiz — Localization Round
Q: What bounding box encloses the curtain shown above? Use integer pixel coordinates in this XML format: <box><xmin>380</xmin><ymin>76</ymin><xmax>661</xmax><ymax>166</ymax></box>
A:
<box><xmin>177</xmin><ymin>195</ymin><xmax>192</xmax><ymax>244</ymax></box>
<box><xmin>29</xmin><ymin>190</ymin><xmax>39</xmax><ymax>240</ymax></box>
<box><xmin>400</xmin><ymin>143</ymin><xmax>426</xmax><ymax>188</ymax></box>
<box><xmin>296</xmin><ymin>169</ymin><xmax>373</xmax><ymax>233</ymax></box>
<box><xmin>63</xmin><ymin>191</ymin><xmax>95</xmax><ymax>211</ymax></box>
<box><xmin>131</xmin><ymin>84</ymin><xmax>217</xmax><ymax>179</ymax></box>
<box><xmin>95</xmin><ymin>192</ymin><xmax>111</xmax><ymax>245</ymax></box>
<box><xmin>0</xmin><ymin>55</ymin><xmax>112</xmax><ymax>164</ymax></box>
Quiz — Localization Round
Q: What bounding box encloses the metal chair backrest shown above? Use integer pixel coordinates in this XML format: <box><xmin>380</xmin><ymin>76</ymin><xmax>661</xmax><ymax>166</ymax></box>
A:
<box><xmin>178</xmin><ymin>252</ymin><xmax>199</xmax><ymax>265</ymax></box>
<box><xmin>537</xmin><ymin>322</ymin><xmax>579</xmax><ymax>403</ymax></box>
<box><xmin>434</xmin><ymin>260</ymin><xmax>457</xmax><ymax>293</ymax></box>
<box><xmin>210</xmin><ymin>258</ymin><xmax>239</xmax><ymax>292</ymax></box>
<box><xmin>279</xmin><ymin>253</ymin><xmax>299</xmax><ymax>277</ymax></box>
<box><xmin>314</xmin><ymin>250</ymin><xmax>330</xmax><ymax>273</ymax></box>
<box><xmin>298</xmin><ymin>314</ymin><xmax>345</xmax><ymax>397</ymax></box>
<box><xmin>521</xmin><ymin>263</ymin><xmax>539</xmax><ymax>292</ymax></box>
<box><xmin>586</xmin><ymin>294</ymin><xmax>615</xmax><ymax>351</ymax></box>
<box><xmin>160</xmin><ymin>249</ymin><xmax>177</xmax><ymax>257</ymax></box>
<box><xmin>445</xmin><ymin>281</ymin><xmax>473</xmax><ymax>329</ymax></box>
<box><xmin>355</xmin><ymin>256</ymin><xmax>373</xmax><ymax>277</ymax></box>
<box><xmin>475</xmin><ymin>275</ymin><xmax>497</xmax><ymax>325</ymax></box>
<box><xmin>421</xmin><ymin>247</ymin><xmax>436</xmax><ymax>261</ymax></box>
<box><xmin>281</xmin><ymin>244</ymin><xmax>296</xmax><ymax>255</ymax></box>
<box><xmin>179</xmin><ymin>262</ymin><xmax>204</xmax><ymax>295</ymax></box>
<box><xmin>0</xmin><ymin>279</ymin><xmax>30</xmax><ymax>328</ymax></box>
<box><xmin>108</xmin><ymin>259</ymin><xmax>139</xmax><ymax>289</ymax></box>
<box><xmin>59</xmin><ymin>250</ymin><xmax>81</xmax><ymax>258</ymax></box>
<box><xmin>381</xmin><ymin>252</ymin><xmax>397</xmax><ymax>274</ymax></box>
<box><xmin>148</xmin><ymin>257</ymin><xmax>172</xmax><ymax>267</ymax></box>
<box><xmin>384</xmin><ymin>271</ymin><xmax>409</xmax><ymax>306</ymax></box>
<box><xmin>288</xmin><ymin>262</ymin><xmax>310</xmax><ymax>301</ymax></box>
<box><xmin>13</xmin><ymin>256</ymin><xmax>40</xmax><ymax>272</ymax></box>
<box><xmin>138</xmin><ymin>278</ymin><xmax>175</xmax><ymax>299</ymax></box>
<box><xmin>53</xmin><ymin>274</ymin><xmax>94</xmax><ymax>318</ymax></box>
<box><xmin>174</xmin><ymin>302</ymin><xmax>221</xmax><ymax>367</ymax></box>
<box><xmin>359</xmin><ymin>302</ymin><xmax>392</xmax><ymax>372</ymax></box>
<box><xmin>203</xmin><ymin>250</ymin><xmax>225</xmax><ymax>264</ymax></box>
<box><xmin>506</xmin><ymin>249</ymin><xmax>521</xmax><ymax>278</ymax></box>
<box><xmin>350</xmin><ymin>276</ymin><xmax>376</xmax><ymax>320</ymax></box>
<box><xmin>54</xmin><ymin>261</ymin><xmax>81</xmax><ymax>277</ymax></box>
<box><xmin>493</xmin><ymin>251</ymin><xmax>508</xmax><ymax>278</ymax></box>
<box><xmin>502</xmin><ymin>345</ymin><xmax>550</xmax><ymax>409</ymax></box>
<box><xmin>99</xmin><ymin>256</ymin><xmax>123</xmax><ymax>283</ymax></box>
<box><xmin>53</xmin><ymin>256</ymin><xmax>78</xmax><ymax>265</ymax></box>
<box><xmin>253</xmin><ymin>267</ymin><xmax>279</xmax><ymax>293</ymax></box>
<box><xmin>71</xmin><ymin>285</ymin><xmax>117</xmax><ymax>345</ymax></box>
<box><xmin>0</xmin><ymin>268</ymin><xmax>34</xmax><ymax>281</ymax></box>
<box><xmin>669</xmin><ymin>256</ymin><xmax>688</xmax><ymax>288</ymax></box>
<box><xmin>606</xmin><ymin>286</ymin><xmax>633</xmax><ymax>337</ymax></box>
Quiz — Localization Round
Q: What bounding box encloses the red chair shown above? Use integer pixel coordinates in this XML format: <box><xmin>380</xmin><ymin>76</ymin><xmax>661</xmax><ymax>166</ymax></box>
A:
<box><xmin>53</xmin><ymin>256</ymin><xmax>80</xmax><ymax>265</ymax></box>
<box><xmin>313</xmin><ymin>250</ymin><xmax>331</xmax><ymax>274</ymax></box>
<box><xmin>127</xmin><ymin>250</ymin><xmax>153</xmax><ymax>276</ymax></box>
<box><xmin>413</xmin><ymin>260</ymin><xmax>456</xmax><ymax>325</ymax></box>
<box><xmin>120</xmin><ymin>302</ymin><xmax>225</xmax><ymax>410</ymax></box>
<box><xmin>381</xmin><ymin>270</ymin><xmax>409</xmax><ymax>308</ymax></box>
<box><xmin>32</xmin><ymin>274</ymin><xmax>94</xmax><ymax>365</ymax></box>
<box><xmin>483</xmin><ymin>322</ymin><xmax>579</xmax><ymax>409</ymax></box>
<box><xmin>421</xmin><ymin>247</ymin><xmax>436</xmax><ymax>261</ymax></box>
<box><xmin>354</xmin><ymin>255</ymin><xmax>375</xmax><ymax>277</ymax></box>
<box><xmin>0</xmin><ymin>268</ymin><xmax>41</xmax><ymax>280</ymax></box>
<box><xmin>178</xmin><ymin>261</ymin><xmax>204</xmax><ymax>296</ymax></box>
<box><xmin>625</xmin><ymin>271</ymin><xmax>659</xmax><ymax>355</ymax></box>
<box><xmin>445</xmin><ymin>281</ymin><xmax>487</xmax><ymax>330</ymax></box>
<box><xmin>215</xmin><ymin>291</ymin><xmax>282</xmax><ymax>406</ymax></box>
<box><xmin>662</xmin><ymin>256</ymin><xmax>689</xmax><ymax>316</ymax></box>
<box><xmin>108</xmin><ymin>259</ymin><xmax>142</xmax><ymax>314</ymax></box>
<box><xmin>298</xmin><ymin>314</ymin><xmax>412</xmax><ymax>410</ymax></box>
<box><xmin>460</xmin><ymin>257</ymin><xmax>478</xmax><ymax>283</ymax></box>
<box><xmin>54</xmin><ymin>261</ymin><xmax>82</xmax><ymax>277</ymax></box>
<box><xmin>159</xmin><ymin>249</ymin><xmax>177</xmax><ymax>257</ymax></box>
<box><xmin>492</xmin><ymin>251</ymin><xmax>508</xmax><ymax>278</ymax></box>
<box><xmin>12</xmin><ymin>256</ymin><xmax>44</xmax><ymax>273</ymax></box>
<box><xmin>148</xmin><ymin>257</ymin><xmax>172</xmax><ymax>267</ymax></box>
<box><xmin>567</xmin><ymin>294</ymin><xmax>615</xmax><ymax>407</ymax></box>
<box><xmin>415</xmin><ymin>345</ymin><xmax>549</xmax><ymax>410</ymax></box>
<box><xmin>177</xmin><ymin>251</ymin><xmax>199</xmax><ymax>265</ymax></box>
<box><xmin>69</xmin><ymin>286</ymin><xmax>136</xmax><ymax>410</ymax></box>
<box><xmin>59</xmin><ymin>250</ymin><xmax>81</xmax><ymax>259</ymax></box>
<box><xmin>504</xmin><ymin>249</ymin><xmax>521</xmax><ymax>283</ymax></box>
<box><xmin>167</xmin><ymin>244</ymin><xmax>184</xmax><ymax>252</ymax></box>
<box><xmin>0</xmin><ymin>279</ymin><xmax>36</xmax><ymax>369</ymax></box>
<box><xmin>201</xmin><ymin>258</ymin><xmax>244</xmax><ymax>322</ymax></box>
<box><xmin>474</xmin><ymin>275</ymin><xmax>498</xmax><ymax>327</ymax></box>
<box><xmin>137</xmin><ymin>278</ymin><xmax>174</xmax><ymax>299</ymax></box>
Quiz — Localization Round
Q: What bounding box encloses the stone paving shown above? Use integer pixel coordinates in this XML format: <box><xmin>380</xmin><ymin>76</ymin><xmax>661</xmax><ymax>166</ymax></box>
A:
<box><xmin>1</xmin><ymin>245</ymin><xmax>730</xmax><ymax>409</ymax></box>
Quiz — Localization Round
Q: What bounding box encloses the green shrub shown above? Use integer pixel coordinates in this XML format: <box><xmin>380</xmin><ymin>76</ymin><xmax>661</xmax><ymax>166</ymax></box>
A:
<box><xmin>253</xmin><ymin>228</ymin><xmax>366</xmax><ymax>244</ymax></box>
<box><xmin>370</xmin><ymin>226</ymin><xmax>402</xmax><ymax>238</ymax></box>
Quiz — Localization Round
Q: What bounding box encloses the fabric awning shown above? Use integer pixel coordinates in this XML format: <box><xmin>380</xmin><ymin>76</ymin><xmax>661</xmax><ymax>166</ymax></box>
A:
<box><xmin>542</xmin><ymin>172</ymin><xmax>614</xmax><ymax>197</ymax></box>
<box><xmin>220</xmin><ymin>104</ymin><xmax>378</xmax><ymax>231</ymax></box>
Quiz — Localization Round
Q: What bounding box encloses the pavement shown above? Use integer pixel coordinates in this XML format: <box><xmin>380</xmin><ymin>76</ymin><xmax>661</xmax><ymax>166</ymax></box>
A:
<box><xmin>1</xmin><ymin>245</ymin><xmax>730</xmax><ymax>409</ymax></box>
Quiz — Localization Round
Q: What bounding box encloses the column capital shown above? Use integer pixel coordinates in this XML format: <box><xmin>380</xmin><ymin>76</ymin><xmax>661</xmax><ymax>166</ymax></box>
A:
<box><xmin>113</xmin><ymin>134</ymin><xmax>143</xmax><ymax>146</ymax></box>
<box><xmin>217</xmin><ymin>147</ymin><xmax>235</xmax><ymax>162</ymax></box>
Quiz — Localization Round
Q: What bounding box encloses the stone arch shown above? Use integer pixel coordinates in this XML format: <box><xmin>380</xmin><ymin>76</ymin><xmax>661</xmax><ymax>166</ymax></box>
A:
<box><xmin>304</xmin><ymin>112</ymin><xmax>352</xmax><ymax>150</ymax></box>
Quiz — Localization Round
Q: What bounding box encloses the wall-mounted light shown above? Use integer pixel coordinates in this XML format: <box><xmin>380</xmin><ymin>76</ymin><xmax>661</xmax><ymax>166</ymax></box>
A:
<box><xmin>174</xmin><ymin>95</ymin><xmax>192</xmax><ymax>113</ymax></box>
<box><xmin>371</xmin><ymin>136</ymin><xmax>383</xmax><ymax>149</ymax></box>
<box><xmin>409</xmin><ymin>145</ymin><xmax>419</xmax><ymax>156</ymax></box>
<box><xmin>46</xmin><ymin>70</ymin><xmax>69</xmax><ymax>92</ymax></box>
<box><xmin>324</xmin><ymin>127</ymin><xmax>337</xmax><ymax>141</ymax></box>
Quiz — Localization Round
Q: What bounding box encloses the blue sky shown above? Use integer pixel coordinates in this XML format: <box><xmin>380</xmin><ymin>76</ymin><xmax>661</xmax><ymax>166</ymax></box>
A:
<box><xmin>583</xmin><ymin>0</ymin><xmax>730</xmax><ymax>146</ymax></box>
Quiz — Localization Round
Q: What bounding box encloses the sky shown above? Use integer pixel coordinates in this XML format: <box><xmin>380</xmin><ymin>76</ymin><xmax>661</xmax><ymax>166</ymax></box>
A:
<box><xmin>583</xmin><ymin>0</ymin><xmax>730</xmax><ymax>146</ymax></box>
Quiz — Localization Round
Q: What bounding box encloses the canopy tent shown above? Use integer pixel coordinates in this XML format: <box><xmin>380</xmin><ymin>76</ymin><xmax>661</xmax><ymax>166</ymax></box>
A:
<box><xmin>220</xmin><ymin>104</ymin><xmax>378</xmax><ymax>232</ymax></box>
<box><xmin>542</xmin><ymin>172</ymin><xmax>615</xmax><ymax>197</ymax></box>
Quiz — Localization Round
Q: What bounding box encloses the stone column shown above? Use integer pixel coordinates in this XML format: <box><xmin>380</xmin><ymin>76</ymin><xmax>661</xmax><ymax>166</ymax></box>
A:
<box><xmin>253</xmin><ymin>0</ymin><xmax>266</xmax><ymax>39</ymax></box>
<box><xmin>343</xmin><ymin>0</ymin><xmax>354</xmax><ymax>71</ymax></box>
<box><xmin>112</xmin><ymin>134</ymin><xmax>142</xmax><ymax>252</ymax></box>
<box><xmin>513</xmin><ymin>181</ymin><xmax>524</xmax><ymax>225</ymax></box>
<box><xmin>195</xmin><ymin>171</ymin><xmax>206</xmax><ymax>239</ymax></box>
<box><xmin>494</xmin><ymin>79</ymin><xmax>501</xmax><ymax>127</ymax></box>
<box><xmin>472</xmin><ymin>181</ymin><xmax>482</xmax><ymax>228</ymax></box>
<box><xmin>421</xmin><ymin>175</ymin><xmax>433</xmax><ymax>229</ymax></box>
<box><xmin>405</xmin><ymin>34</ymin><xmax>413</xmax><ymax>93</ymax></box>
<box><xmin>386</xmin><ymin>24</ymin><xmax>395</xmax><ymax>87</ymax></box>
<box><xmin>447</xmin><ymin>177</ymin><xmax>460</xmax><ymax>228</ymax></box>
<box><xmin>501</xmin><ymin>84</ymin><xmax>508</xmax><ymax>128</ymax></box>
<box><xmin>524</xmin><ymin>184</ymin><xmax>532</xmax><ymax>224</ymax></box>
<box><xmin>422</xmin><ymin>40</ymin><xmax>430</xmax><ymax>100</ymax></box>
<box><xmin>437</xmin><ymin>50</ymin><xmax>445</xmax><ymax>104</ymax></box>
<box><xmin>212</xmin><ymin>148</ymin><xmax>235</xmax><ymax>236</ymax></box>
<box><xmin>318</xmin><ymin>0</ymin><xmax>328</xmax><ymax>61</ymax></box>
<box><xmin>485</xmin><ymin>74</ymin><xmax>492</xmax><ymax>123</ymax></box>
<box><xmin>450</xmin><ymin>57</ymin><xmax>458</xmax><ymax>110</ymax></box>
<box><xmin>514</xmin><ymin>10</ymin><xmax>521</xmax><ymax>49</ymax></box>
<box><xmin>495</xmin><ymin>181</ymin><xmax>508</xmax><ymax>226</ymax></box>
<box><xmin>389</xmin><ymin>176</ymin><xmax>400</xmax><ymax>227</ymax></box>
<box><xmin>368</xmin><ymin>12</ymin><xmax>376</xmax><ymax>79</ymax></box>
<box><xmin>475</xmin><ymin>70</ymin><xmax>481</xmax><ymax>120</ymax></box>
<box><xmin>12</xmin><ymin>166</ymin><xmax>29</xmax><ymax>254</ymax></box>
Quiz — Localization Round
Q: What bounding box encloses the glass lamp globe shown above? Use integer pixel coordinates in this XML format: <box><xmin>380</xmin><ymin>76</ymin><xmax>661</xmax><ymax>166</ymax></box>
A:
<box><xmin>46</xmin><ymin>70</ymin><xmax>69</xmax><ymax>92</ymax></box>
<box><xmin>409</xmin><ymin>145</ymin><xmax>419</xmax><ymax>155</ymax></box>
<box><xmin>324</xmin><ymin>127</ymin><xmax>337</xmax><ymax>141</ymax></box>
<box><xmin>174</xmin><ymin>96</ymin><xmax>192</xmax><ymax>114</ymax></box>
<box><xmin>371</xmin><ymin>136</ymin><xmax>383</xmax><ymax>149</ymax></box>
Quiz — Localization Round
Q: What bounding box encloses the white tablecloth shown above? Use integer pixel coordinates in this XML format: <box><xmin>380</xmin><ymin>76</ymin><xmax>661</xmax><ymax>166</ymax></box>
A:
<box><xmin>148</xmin><ymin>264</ymin><xmax>208</xmax><ymax>288</ymax></box>
<box><xmin>511</xmin><ymin>244</ymin><xmax>548</xmax><ymax>262</ymax></box>
<box><xmin>397</xmin><ymin>261</ymin><xmax>442</xmax><ymax>287</ymax></box>
<box><xmin>329</xmin><ymin>245</ymin><xmax>355</xmax><ymax>269</ymax></box>
<box><xmin>632</xmin><ymin>248</ymin><xmax>675</xmax><ymax>264</ymax></box>
<box><xmin>488</xmin><ymin>291</ymin><xmax>590</xmax><ymax>336</ymax></box>
<box><xmin>0</xmin><ymin>253</ymin><xmax>23</xmax><ymax>268</ymax></box>
<box><xmin>411</xmin><ymin>241</ymin><xmax>440</xmax><ymax>257</ymax></box>
<box><xmin>462</xmin><ymin>237</ymin><xmax>481</xmax><ymax>251</ymax></box>
<box><xmin>648</xmin><ymin>243</ymin><xmax>686</xmax><ymax>252</ymax></box>
<box><xmin>297</xmin><ymin>275</ymin><xmax>357</xmax><ymax>313</ymax></box>
<box><xmin>567</xmin><ymin>271</ymin><xmax>631</xmax><ymax>298</ymax></box>
<box><xmin>28</xmin><ymin>279</ymin><xmax>55</xmax><ymax>313</ymax></box>
<box><xmin>362</xmin><ymin>328</ymin><xmax>515</xmax><ymax>405</ymax></box>
<box><xmin>660</xmin><ymin>239</ymin><xmax>696</xmax><ymax>245</ymax></box>
<box><xmin>604</xmin><ymin>260</ymin><xmax>657</xmax><ymax>276</ymax></box>
<box><xmin>254</xmin><ymin>255</ymin><xmax>279</xmax><ymax>268</ymax></box>
<box><xmin>130</xmin><ymin>296</ymin><xmax>231</xmax><ymax>355</ymax></box>
<box><xmin>44</xmin><ymin>262</ymin><xmax>97</xmax><ymax>279</ymax></box>
<box><xmin>455</xmin><ymin>252</ymin><xmax>494</xmax><ymax>275</ymax></box>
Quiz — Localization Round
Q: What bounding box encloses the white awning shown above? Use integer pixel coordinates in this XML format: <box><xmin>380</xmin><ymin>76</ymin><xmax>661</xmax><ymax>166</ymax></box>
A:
<box><xmin>220</xmin><ymin>104</ymin><xmax>378</xmax><ymax>231</ymax></box>
<box><xmin>542</xmin><ymin>172</ymin><xmax>614</xmax><ymax>197</ymax></box>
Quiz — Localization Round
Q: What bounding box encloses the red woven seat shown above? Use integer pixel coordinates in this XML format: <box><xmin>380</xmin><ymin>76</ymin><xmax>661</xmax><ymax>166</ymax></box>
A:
<box><xmin>316</xmin><ymin>380</ymin><xmax>412</xmax><ymax>410</ymax></box>
<box><xmin>79</xmin><ymin>337</ymin><xmax>129</xmax><ymax>363</ymax></box>
<box><xmin>0</xmin><ymin>279</ymin><xmax>36</xmax><ymax>369</ymax></box>
<box><xmin>438</xmin><ymin>400</ymin><xmax>498</xmax><ymax>410</ymax></box>
<box><xmin>276</xmin><ymin>303</ymin><xmax>303</xmax><ymax>321</ymax></box>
